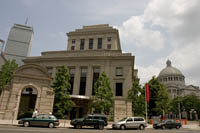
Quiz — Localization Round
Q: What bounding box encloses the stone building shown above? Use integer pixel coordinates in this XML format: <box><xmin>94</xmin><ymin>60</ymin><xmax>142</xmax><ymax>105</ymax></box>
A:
<box><xmin>0</xmin><ymin>52</ymin><xmax>6</xmax><ymax>70</ymax></box>
<box><xmin>0</xmin><ymin>24</ymin><xmax>135</xmax><ymax>122</ymax></box>
<box><xmin>158</xmin><ymin>60</ymin><xmax>200</xmax><ymax>99</ymax></box>
<box><xmin>4</xmin><ymin>24</ymin><xmax>33</xmax><ymax>66</ymax></box>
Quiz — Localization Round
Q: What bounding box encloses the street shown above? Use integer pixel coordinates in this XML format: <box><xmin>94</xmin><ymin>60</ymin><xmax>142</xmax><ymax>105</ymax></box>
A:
<box><xmin>0</xmin><ymin>126</ymin><xmax>199</xmax><ymax>133</ymax></box>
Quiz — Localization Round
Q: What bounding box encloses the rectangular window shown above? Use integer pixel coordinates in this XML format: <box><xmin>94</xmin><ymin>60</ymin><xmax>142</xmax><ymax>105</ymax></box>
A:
<box><xmin>69</xmin><ymin>68</ymin><xmax>75</xmax><ymax>95</ymax></box>
<box><xmin>71</xmin><ymin>46</ymin><xmax>75</xmax><ymax>50</ymax></box>
<box><xmin>98</xmin><ymin>38</ymin><xmax>102</xmax><ymax>49</ymax></box>
<box><xmin>92</xmin><ymin>67</ymin><xmax>100</xmax><ymax>95</ymax></box>
<box><xmin>107</xmin><ymin>37</ymin><xmax>111</xmax><ymax>42</ymax></box>
<box><xmin>116</xmin><ymin>83</ymin><xmax>123</xmax><ymax>96</ymax></box>
<box><xmin>89</xmin><ymin>38</ymin><xmax>93</xmax><ymax>49</ymax></box>
<box><xmin>72</xmin><ymin>39</ymin><xmax>76</xmax><ymax>44</ymax></box>
<box><xmin>116</xmin><ymin>67</ymin><xmax>123</xmax><ymax>76</ymax></box>
<box><xmin>107</xmin><ymin>44</ymin><xmax>111</xmax><ymax>49</ymax></box>
<box><xmin>79</xmin><ymin>68</ymin><xmax>87</xmax><ymax>95</ymax></box>
<box><xmin>80</xmin><ymin>39</ymin><xmax>85</xmax><ymax>50</ymax></box>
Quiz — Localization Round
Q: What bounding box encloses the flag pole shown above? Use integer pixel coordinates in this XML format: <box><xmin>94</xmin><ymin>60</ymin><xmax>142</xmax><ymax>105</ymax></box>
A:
<box><xmin>145</xmin><ymin>84</ymin><xmax>148</xmax><ymax>122</ymax></box>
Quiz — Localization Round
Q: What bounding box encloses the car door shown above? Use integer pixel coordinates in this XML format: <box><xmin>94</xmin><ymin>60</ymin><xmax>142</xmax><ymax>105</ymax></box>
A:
<box><xmin>165</xmin><ymin>120</ymin><xmax>172</xmax><ymax>128</ymax></box>
<box><xmin>40</xmin><ymin>114</ymin><xmax>50</xmax><ymax>127</ymax></box>
<box><xmin>126</xmin><ymin>118</ymin><xmax>134</xmax><ymax>128</ymax></box>
<box><xmin>133</xmin><ymin>118</ymin><xmax>140</xmax><ymax>128</ymax></box>
<box><xmin>171</xmin><ymin>120</ymin><xmax>177</xmax><ymax>128</ymax></box>
<box><xmin>93</xmin><ymin>116</ymin><xmax>100</xmax><ymax>125</ymax></box>
<box><xmin>31</xmin><ymin>115</ymin><xmax>44</xmax><ymax>126</ymax></box>
<box><xmin>84</xmin><ymin>116</ymin><xmax>93</xmax><ymax>125</ymax></box>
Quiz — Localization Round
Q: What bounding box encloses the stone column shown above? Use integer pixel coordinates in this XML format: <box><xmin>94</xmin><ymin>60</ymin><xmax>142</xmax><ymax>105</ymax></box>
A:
<box><xmin>85</xmin><ymin>37</ymin><xmax>89</xmax><ymax>50</ymax></box>
<box><xmin>86</xmin><ymin>65</ymin><xmax>93</xmax><ymax>96</ymax></box>
<box><xmin>52</xmin><ymin>67</ymin><xmax>57</xmax><ymax>78</ymax></box>
<box><xmin>73</xmin><ymin>66</ymin><xmax>80</xmax><ymax>95</ymax></box>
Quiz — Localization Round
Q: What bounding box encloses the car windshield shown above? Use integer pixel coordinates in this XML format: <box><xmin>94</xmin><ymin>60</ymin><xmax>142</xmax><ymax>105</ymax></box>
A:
<box><xmin>120</xmin><ymin>117</ymin><xmax>128</xmax><ymax>122</ymax></box>
<box><xmin>49</xmin><ymin>115</ymin><xmax>56</xmax><ymax>119</ymax></box>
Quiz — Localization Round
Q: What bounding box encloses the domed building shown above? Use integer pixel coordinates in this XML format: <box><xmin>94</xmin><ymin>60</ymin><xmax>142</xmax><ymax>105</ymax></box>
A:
<box><xmin>158</xmin><ymin>60</ymin><xmax>200</xmax><ymax>99</ymax></box>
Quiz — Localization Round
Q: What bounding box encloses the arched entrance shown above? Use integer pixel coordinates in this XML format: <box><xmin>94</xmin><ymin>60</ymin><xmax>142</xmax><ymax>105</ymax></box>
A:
<box><xmin>18</xmin><ymin>87</ymin><xmax>38</xmax><ymax>119</ymax></box>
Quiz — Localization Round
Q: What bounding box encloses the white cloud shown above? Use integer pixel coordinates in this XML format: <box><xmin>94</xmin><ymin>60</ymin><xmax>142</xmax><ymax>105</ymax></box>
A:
<box><xmin>118</xmin><ymin>15</ymin><xmax>165</xmax><ymax>51</ymax></box>
<box><xmin>119</xmin><ymin>0</ymin><xmax>200</xmax><ymax>86</ymax></box>
<box><xmin>20</xmin><ymin>0</ymin><xmax>36</xmax><ymax>7</ymax></box>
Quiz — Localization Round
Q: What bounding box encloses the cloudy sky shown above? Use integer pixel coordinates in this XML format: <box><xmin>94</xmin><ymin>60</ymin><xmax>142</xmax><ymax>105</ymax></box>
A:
<box><xmin>0</xmin><ymin>0</ymin><xmax>200</xmax><ymax>86</ymax></box>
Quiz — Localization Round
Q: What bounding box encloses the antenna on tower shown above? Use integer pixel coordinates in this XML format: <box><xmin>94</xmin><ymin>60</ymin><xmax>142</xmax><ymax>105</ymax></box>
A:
<box><xmin>25</xmin><ymin>18</ymin><xmax>28</xmax><ymax>25</ymax></box>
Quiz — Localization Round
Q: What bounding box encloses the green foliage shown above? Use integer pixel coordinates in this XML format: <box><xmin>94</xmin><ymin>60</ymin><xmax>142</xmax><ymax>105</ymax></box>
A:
<box><xmin>0</xmin><ymin>60</ymin><xmax>18</xmax><ymax>94</ymax></box>
<box><xmin>89</xmin><ymin>72</ymin><xmax>114</xmax><ymax>115</ymax></box>
<box><xmin>128</xmin><ymin>80</ymin><xmax>145</xmax><ymax>117</ymax></box>
<box><xmin>148</xmin><ymin>76</ymin><xmax>170</xmax><ymax>117</ymax></box>
<box><xmin>52</xmin><ymin>66</ymin><xmax>75</xmax><ymax>118</ymax></box>
<box><xmin>170</xmin><ymin>95</ymin><xmax>200</xmax><ymax>118</ymax></box>
<box><xmin>169</xmin><ymin>96</ymin><xmax>182</xmax><ymax>114</ymax></box>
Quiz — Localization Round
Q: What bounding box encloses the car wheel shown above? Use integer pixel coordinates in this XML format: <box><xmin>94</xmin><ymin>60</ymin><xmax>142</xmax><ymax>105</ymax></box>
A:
<box><xmin>176</xmin><ymin>125</ymin><xmax>180</xmax><ymax>129</ymax></box>
<box><xmin>48</xmin><ymin>123</ymin><xmax>54</xmax><ymax>128</ymax></box>
<box><xmin>162</xmin><ymin>125</ymin><xmax>166</xmax><ymax>130</ymax></box>
<box><xmin>139</xmin><ymin>125</ymin><xmax>145</xmax><ymax>130</ymax></box>
<box><xmin>75</xmin><ymin>124</ymin><xmax>82</xmax><ymax>129</ymax></box>
<box><xmin>98</xmin><ymin>124</ymin><xmax>104</xmax><ymax>130</ymax></box>
<box><xmin>120</xmin><ymin>125</ymin><xmax>126</xmax><ymax>130</ymax></box>
<box><xmin>23</xmin><ymin>121</ymin><xmax>30</xmax><ymax>127</ymax></box>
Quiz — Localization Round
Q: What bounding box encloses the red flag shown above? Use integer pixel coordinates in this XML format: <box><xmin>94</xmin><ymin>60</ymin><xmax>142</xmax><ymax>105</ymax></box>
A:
<box><xmin>145</xmin><ymin>83</ymin><xmax>150</xmax><ymax>102</ymax></box>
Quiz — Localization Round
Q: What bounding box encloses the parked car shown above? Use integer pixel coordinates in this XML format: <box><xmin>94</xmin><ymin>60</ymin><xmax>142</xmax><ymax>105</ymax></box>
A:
<box><xmin>153</xmin><ymin>119</ymin><xmax>182</xmax><ymax>129</ymax></box>
<box><xmin>70</xmin><ymin>114</ymin><xmax>107</xmax><ymax>130</ymax></box>
<box><xmin>112</xmin><ymin>117</ymin><xmax>147</xmax><ymax>130</ymax></box>
<box><xmin>18</xmin><ymin>114</ymin><xmax>59</xmax><ymax>128</ymax></box>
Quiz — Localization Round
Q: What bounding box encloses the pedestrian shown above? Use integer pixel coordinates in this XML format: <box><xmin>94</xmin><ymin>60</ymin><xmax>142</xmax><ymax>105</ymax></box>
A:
<box><xmin>32</xmin><ymin>108</ymin><xmax>38</xmax><ymax>118</ymax></box>
<box><xmin>49</xmin><ymin>111</ymin><xmax>52</xmax><ymax>115</ymax></box>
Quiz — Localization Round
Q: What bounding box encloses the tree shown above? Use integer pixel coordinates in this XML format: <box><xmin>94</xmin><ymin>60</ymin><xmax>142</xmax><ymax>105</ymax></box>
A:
<box><xmin>51</xmin><ymin>66</ymin><xmax>75</xmax><ymax>118</ymax></box>
<box><xmin>0</xmin><ymin>60</ymin><xmax>18</xmax><ymax>94</ymax></box>
<box><xmin>169</xmin><ymin>96</ymin><xmax>182</xmax><ymax>114</ymax></box>
<box><xmin>128</xmin><ymin>80</ymin><xmax>145</xmax><ymax>117</ymax></box>
<box><xmin>89</xmin><ymin>72</ymin><xmax>114</xmax><ymax>115</ymax></box>
<box><xmin>148</xmin><ymin>76</ymin><xmax>170</xmax><ymax>117</ymax></box>
<box><xmin>170</xmin><ymin>95</ymin><xmax>200</xmax><ymax>119</ymax></box>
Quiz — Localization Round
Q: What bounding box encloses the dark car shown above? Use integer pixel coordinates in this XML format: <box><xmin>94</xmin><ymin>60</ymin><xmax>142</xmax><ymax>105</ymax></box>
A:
<box><xmin>70</xmin><ymin>114</ymin><xmax>107</xmax><ymax>130</ymax></box>
<box><xmin>153</xmin><ymin>119</ymin><xmax>181</xmax><ymax>129</ymax></box>
<box><xmin>18</xmin><ymin>114</ymin><xmax>59</xmax><ymax>128</ymax></box>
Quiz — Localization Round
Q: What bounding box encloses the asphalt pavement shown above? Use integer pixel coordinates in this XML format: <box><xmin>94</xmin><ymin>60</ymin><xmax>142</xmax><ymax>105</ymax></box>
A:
<box><xmin>0</xmin><ymin>125</ymin><xmax>200</xmax><ymax>133</ymax></box>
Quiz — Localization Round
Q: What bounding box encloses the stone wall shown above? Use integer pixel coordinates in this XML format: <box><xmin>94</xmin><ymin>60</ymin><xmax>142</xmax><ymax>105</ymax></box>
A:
<box><xmin>114</xmin><ymin>99</ymin><xmax>132</xmax><ymax>122</ymax></box>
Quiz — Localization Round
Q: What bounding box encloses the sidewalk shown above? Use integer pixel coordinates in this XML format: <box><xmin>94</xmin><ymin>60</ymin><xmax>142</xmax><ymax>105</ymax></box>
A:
<box><xmin>182</xmin><ymin>121</ymin><xmax>200</xmax><ymax>130</ymax></box>
<box><xmin>0</xmin><ymin>120</ymin><xmax>199</xmax><ymax>130</ymax></box>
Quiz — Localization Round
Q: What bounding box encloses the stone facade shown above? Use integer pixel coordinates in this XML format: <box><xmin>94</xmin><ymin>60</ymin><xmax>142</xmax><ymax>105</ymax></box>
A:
<box><xmin>0</xmin><ymin>64</ymin><xmax>54</xmax><ymax>120</ymax></box>
<box><xmin>158</xmin><ymin>60</ymin><xmax>200</xmax><ymax>99</ymax></box>
<box><xmin>0</xmin><ymin>24</ymin><xmax>134</xmax><ymax>121</ymax></box>
<box><xmin>114</xmin><ymin>98</ymin><xmax>132</xmax><ymax>122</ymax></box>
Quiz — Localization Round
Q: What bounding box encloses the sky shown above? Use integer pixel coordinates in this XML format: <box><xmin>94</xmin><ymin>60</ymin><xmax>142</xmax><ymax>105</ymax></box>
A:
<box><xmin>0</xmin><ymin>0</ymin><xmax>200</xmax><ymax>86</ymax></box>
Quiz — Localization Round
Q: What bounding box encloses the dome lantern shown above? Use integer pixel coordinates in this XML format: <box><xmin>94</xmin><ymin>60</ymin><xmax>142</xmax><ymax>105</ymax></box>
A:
<box><xmin>166</xmin><ymin>59</ymin><xmax>171</xmax><ymax>67</ymax></box>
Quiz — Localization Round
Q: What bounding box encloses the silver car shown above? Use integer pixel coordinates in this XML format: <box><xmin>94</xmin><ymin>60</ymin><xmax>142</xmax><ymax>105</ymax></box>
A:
<box><xmin>112</xmin><ymin>117</ymin><xmax>147</xmax><ymax>130</ymax></box>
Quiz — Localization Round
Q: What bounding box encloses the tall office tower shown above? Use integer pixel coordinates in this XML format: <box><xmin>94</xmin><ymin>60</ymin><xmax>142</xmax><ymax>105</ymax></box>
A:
<box><xmin>4</xmin><ymin>24</ymin><xmax>33</xmax><ymax>66</ymax></box>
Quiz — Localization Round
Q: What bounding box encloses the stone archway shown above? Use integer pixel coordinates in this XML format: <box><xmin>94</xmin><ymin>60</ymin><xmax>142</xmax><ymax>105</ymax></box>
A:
<box><xmin>0</xmin><ymin>64</ymin><xmax>54</xmax><ymax>120</ymax></box>
<box><xmin>17</xmin><ymin>87</ymin><xmax>38</xmax><ymax>119</ymax></box>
